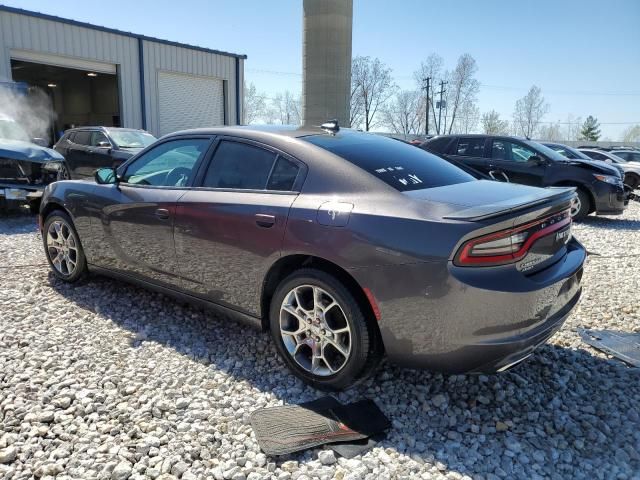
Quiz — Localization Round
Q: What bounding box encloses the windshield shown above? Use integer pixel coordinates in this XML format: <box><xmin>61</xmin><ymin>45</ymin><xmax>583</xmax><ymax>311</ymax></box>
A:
<box><xmin>304</xmin><ymin>132</ymin><xmax>475</xmax><ymax>192</ymax></box>
<box><xmin>108</xmin><ymin>130</ymin><xmax>156</xmax><ymax>149</ymax></box>
<box><xmin>0</xmin><ymin>119</ymin><xmax>30</xmax><ymax>142</ymax></box>
<box><xmin>524</xmin><ymin>140</ymin><xmax>569</xmax><ymax>161</ymax></box>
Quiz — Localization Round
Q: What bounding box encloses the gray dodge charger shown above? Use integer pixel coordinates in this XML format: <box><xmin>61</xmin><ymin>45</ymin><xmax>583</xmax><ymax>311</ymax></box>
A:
<box><xmin>39</xmin><ymin>125</ymin><xmax>586</xmax><ymax>390</ymax></box>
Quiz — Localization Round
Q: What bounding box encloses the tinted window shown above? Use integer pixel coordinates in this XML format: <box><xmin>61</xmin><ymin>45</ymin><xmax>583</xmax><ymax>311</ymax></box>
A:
<box><xmin>304</xmin><ymin>132</ymin><xmax>474</xmax><ymax>192</ymax></box>
<box><xmin>583</xmin><ymin>150</ymin><xmax>607</xmax><ymax>161</ymax></box>
<box><xmin>491</xmin><ymin>140</ymin><xmax>536</xmax><ymax>162</ymax></box>
<box><xmin>455</xmin><ymin>138</ymin><xmax>485</xmax><ymax>157</ymax></box>
<box><xmin>267</xmin><ymin>157</ymin><xmax>299</xmax><ymax>191</ymax></box>
<box><xmin>74</xmin><ymin>131</ymin><xmax>91</xmax><ymax>146</ymax></box>
<box><xmin>123</xmin><ymin>138</ymin><xmax>209</xmax><ymax>186</ymax></box>
<box><xmin>90</xmin><ymin>131</ymin><xmax>110</xmax><ymax>147</ymax></box>
<box><xmin>204</xmin><ymin>141</ymin><xmax>277</xmax><ymax>189</ymax></box>
<box><xmin>424</xmin><ymin>136</ymin><xmax>451</xmax><ymax>153</ymax></box>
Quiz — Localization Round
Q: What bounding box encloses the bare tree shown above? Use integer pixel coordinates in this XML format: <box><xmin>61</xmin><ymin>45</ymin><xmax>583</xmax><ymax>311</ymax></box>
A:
<box><xmin>481</xmin><ymin>110</ymin><xmax>509</xmax><ymax>135</ymax></box>
<box><xmin>413</xmin><ymin>53</ymin><xmax>444</xmax><ymax>134</ymax></box>
<box><xmin>271</xmin><ymin>91</ymin><xmax>302</xmax><ymax>126</ymax></box>
<box><xmin>350</xmin><ymin>71</ymin><xmax>365</xmax><ymax>129</ymax></box>
<box><xmin>243</xmin><ymin>82</ymin><xmax>266</xmax><ymax>125</ymax></box>
<box><xmin>450</xmin><ymin>101</ymin><xmax>479</xmax><ymax>134</ymax></box>
<box><xmin>564</xmin><ymin>114</ymin><xmax>582</xmax><ymax>141</ymax></box>
<box><xmin>512</xmin><ymin>85</ymin><xmax>549</xmax><ymax>138</ymax></box>
<box><xmin>445</xmin><ymin>54</ymin><xmax>480</xmax><ymax>134</ymax></box>
<box><xmin>351</xmin><ymin>56</ymin><xmax>395</xmax><ymax>131</ymax></box>
<box><xmin>538</xmin><ymin>122</ymin><xmax>563</xmax><ymax>141</ymax></box>
<box><xmin>383</xmin><ymin>90</ymin><xmax>424</xmax><ymax>136</ymax></box>
<box><xmin>621</xmin><ymin>124</ymin><xmax>640</xmax><ymax>142</ymax></box>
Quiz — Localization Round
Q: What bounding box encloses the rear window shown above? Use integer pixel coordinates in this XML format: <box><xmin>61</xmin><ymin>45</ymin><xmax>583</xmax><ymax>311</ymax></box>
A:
<box><xmin>304</xmin><ymin>132</ymin><xmax>474</xmax><ymax>192</ymax></box>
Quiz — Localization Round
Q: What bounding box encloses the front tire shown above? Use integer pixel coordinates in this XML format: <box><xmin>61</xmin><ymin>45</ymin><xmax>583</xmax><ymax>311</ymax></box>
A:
<box><xmin>269</xmin><ymin>269</ymin><xmax>382</xmax><ymax>391</ymax></box>
<box><xmin>571</xmin><ymin>188</ymin><xmax>591</xmax><ymax>220</ymax></box>
<box><xmin>43</xmin><ymin>210</ymin><xmax>87</xmax><ymax>282</ymax></box>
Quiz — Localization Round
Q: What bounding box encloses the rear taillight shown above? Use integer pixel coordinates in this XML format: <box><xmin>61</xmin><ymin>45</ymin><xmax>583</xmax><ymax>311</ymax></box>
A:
<box><xmin>454</xmin><ymin>209</ymin><xmax>571</xmax><ymax>267</ymax></box>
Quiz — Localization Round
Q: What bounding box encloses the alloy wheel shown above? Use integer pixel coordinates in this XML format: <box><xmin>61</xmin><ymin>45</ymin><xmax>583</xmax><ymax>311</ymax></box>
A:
<box><xmin>46</xmin><ymin>220</ymin><xmax>78</xmax><ymax>276</ymax></box>
<box><xmin>279</xmin><ymin>285</ymin><xmax>352</xmax><ymax>377</ymax></box>
<box><xmin>570</xmin><ymin>196</ymin><xmax>582</xmax><ymax>218</ymax></box>
<box><xmin>57</xmin><ymin>163</ymin><xmax>70</xmax><ymax>181</ymax></box>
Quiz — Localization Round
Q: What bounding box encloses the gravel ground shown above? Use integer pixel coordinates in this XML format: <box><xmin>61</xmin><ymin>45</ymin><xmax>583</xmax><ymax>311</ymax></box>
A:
<box><xmin>1</xmin><ymin>204</ymin><xmax>639</xmax><ymax>480</ymax></box>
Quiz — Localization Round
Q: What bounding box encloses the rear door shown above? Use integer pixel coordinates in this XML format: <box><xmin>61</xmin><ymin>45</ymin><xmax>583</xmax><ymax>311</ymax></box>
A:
<box><xmin>174</xmin><ymin>138</ymin><xmax>303</xmax><ymax>315</ymax></box>
<box><xmin>488</xmin><ymin>139</ymin><xmax>547</xmax><ymax>186</ymax></box>
<box><xmin>89</xmin><ymin>136</ymin><xmax>213</xmax><ymax>287</ymax></box>
<box><xmin>446</xmin><ymin>137</ymin><xmax>490</xmax><ymax>176</ymax></box>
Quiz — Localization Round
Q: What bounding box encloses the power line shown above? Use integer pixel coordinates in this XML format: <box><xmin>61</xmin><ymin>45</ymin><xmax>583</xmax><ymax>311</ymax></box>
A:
<box><xmin>246</xmin><ymin>68</ymin><xmax>640</xmax><ymax>97</ymax></box>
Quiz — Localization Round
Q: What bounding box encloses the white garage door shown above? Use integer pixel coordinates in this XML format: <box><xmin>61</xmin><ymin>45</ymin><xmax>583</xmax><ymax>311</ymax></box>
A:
<box><xmin>158</xmin><ymin>71</ymin><xmax>224</xmax><ymax>136</ymax></box>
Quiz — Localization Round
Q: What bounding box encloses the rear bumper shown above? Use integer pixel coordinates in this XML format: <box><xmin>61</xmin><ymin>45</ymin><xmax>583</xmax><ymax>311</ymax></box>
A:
<box><xmin>350</xmin><ymin>238</ymin><xmax>586</xmax><ymax>373</ymax></box>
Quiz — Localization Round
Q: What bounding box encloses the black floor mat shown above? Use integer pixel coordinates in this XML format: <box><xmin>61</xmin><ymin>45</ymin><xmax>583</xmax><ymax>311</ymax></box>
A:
<box><xmin>579</xmin><ymin>328</ymin><xmax>640</xmax><ymax>367</ymax></box>
<box><xmin>329</xmin><ymin>432</ymin><xmax>386</xmax><ymax>459</ymax></box>
<box><xmin>250</xmin><ymin>397</ymin><xmax>390</xmax><ymax>456</ymax></box>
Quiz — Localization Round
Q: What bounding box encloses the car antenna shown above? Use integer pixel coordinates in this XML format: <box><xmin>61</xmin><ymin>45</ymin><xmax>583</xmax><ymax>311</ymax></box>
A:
<box><xmin>319</xmin><ymin>119</ymin><xmax>340</xmax><ymax>135</ymax></box>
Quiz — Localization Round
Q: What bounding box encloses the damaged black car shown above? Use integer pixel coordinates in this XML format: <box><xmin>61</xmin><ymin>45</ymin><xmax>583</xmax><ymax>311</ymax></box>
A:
<box><xmin>0</xmin><ymin>114</ymin><xmax>67</xmax><ymax>212</ymax></box>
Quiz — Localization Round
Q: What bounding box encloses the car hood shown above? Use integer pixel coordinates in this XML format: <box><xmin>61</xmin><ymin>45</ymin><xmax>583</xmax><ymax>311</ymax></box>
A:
<box><xmin>406</xmin><ymin>180</ymin><xmax>575</xmax><ymax>221</ymax></box>
<box><xmin>0</xmin><ymin>140</ymin><xmax>64</xmax><ymax>163</ymax></box>
<box><xmin>560</xmin><ymin>158</ymin><xmax>620</xmax><ymax>176</ymax></box>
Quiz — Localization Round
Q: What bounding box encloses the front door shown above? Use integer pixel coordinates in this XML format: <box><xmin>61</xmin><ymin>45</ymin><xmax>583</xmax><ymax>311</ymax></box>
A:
<box><xmin>87</xmin><ymin>131</ymin><xmax>115</xmax><ymax>173</ymax></box>
<box><xmin>89</xmin><ymin>136</ymin><xmax>213</xmax><ymax>287</ymax></box>
<box><xmin>488</xmin><ymin>139</ymin><xmax>547</xmax><ymax>186</ymax></box>
<box><xmin>174</xmin><ymin>138</ymin><xmax>303</xmax><ymax>315</ymax></box>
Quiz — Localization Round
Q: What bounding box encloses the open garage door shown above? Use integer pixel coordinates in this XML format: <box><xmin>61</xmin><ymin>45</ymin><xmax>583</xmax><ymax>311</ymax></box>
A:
<box><xmin>158</xmin><ymin>71</ymin><xmax>224</xmax><ymax>136</ymax></box>
<box><xmin>10</xmin><ymin>56</ymin><xmax>120</xmax><ymax>145</ymax></box>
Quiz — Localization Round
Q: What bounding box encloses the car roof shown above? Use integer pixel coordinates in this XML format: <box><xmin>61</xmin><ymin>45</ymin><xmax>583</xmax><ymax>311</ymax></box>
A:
<box><xmin>426</xmin><ymin>134</ymin><xmax>529</xmax><ymax>141</ymax></box>
<box><xmin>163</xmin><ymin>124</ymin><xmax>360</xmax><ymax>142</ymax></box>
<box><xmin>66</xmin><ymin>126</ymin><xmax>148</xmax><ymax>133</ymax></box>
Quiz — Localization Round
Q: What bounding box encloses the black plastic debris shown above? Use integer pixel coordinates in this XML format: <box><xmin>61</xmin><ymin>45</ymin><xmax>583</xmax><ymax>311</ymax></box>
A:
<box><xmin>250</xmin><ymin>397</ymin><xmax>390</xmax><ymax>456</ymax></box>
<box><xmin>579</xmin><ymin>328</ymin><xmax>640</xmax><ymax>367</ymax></box>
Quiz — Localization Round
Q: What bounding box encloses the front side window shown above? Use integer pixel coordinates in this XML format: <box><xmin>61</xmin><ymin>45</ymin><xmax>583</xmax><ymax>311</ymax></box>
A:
<box><xmin>491</xmin><ymin>140</ymin><xmax>536</xmax><ymax>162</ymax></box>
<box><xmin>455</xmin><ymin>138</ymin><xmax>486</xmax><ymax>157</ymax></box>
<box><xmin>122</xmin><ymin>138</ymin><xmax>209</xmax><ymax>187</ymax></box>
<box><xmin>204</xmin><ymin>141</ymin><xmax>277</xmax><ymax>190</ymax></box>
<box><xmin>91</xmin><ymin>132</ymin><xmax>110</xmax><ymax>147</ymax></box>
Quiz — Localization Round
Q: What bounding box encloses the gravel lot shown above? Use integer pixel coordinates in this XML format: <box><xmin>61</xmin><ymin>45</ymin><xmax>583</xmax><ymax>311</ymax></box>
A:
<box><xmin>1</xmin><ymin>204</ymin><xmax>639</xmax><ymax>480</ymax></box>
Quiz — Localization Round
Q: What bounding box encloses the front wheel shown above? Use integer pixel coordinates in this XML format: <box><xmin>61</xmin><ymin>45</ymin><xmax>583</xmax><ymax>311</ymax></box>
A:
<box><xmin>43</xmin><ymin>210</ymin><xmax>87</xmax><ymax>282</ymax></box>
<box><xmin>570</xmin><ymin>188</ymin><xmax>591</xmax><ymax>220</ymax></box>
<box><xmin>269</xmin><ymin>269</ymin><xmax>382</xmax><ymax>391</ymax></box>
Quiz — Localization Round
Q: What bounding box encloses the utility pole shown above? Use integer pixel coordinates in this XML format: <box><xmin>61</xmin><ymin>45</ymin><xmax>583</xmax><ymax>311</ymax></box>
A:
<box><xmin>422</xmin><ymin>77</ymin><xmax>431</xmax><ymax>135</ymax></box>
<box><xmin>437</xmin><ymin>80</ymin><xmax>447</xmax><ymax>135</ymax></box>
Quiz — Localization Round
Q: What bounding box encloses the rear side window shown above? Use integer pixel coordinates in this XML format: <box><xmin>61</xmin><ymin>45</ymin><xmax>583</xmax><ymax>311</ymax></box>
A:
<box><xmin>304</xmin><ymin>133</ymin><xmax>474</xmax><ymax>192</ymax></box>
<box><xmin>267</xmin><ymin>157</ymin><xmax>299</xmax><ymax>191</ymax></box>
<box><xmin>204</xmin><ymin>141</ymin><xmax>291</xmax><ymax>191</ymax></box>
<box><xmin>455</xmin><ymin>138</ymin><xmax>486</xmax><ymax>156</ymax></box>
<box><xmin>74</xmin><ymin>131</ymin><xmax>91</xmax><ymax>146</ymax></box>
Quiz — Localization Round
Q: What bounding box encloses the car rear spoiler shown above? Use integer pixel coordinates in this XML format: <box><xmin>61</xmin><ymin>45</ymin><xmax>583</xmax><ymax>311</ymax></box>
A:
<box><xmin>442</xmin><ymin>187</ymin><xmax>576</xmax><ymax>222</ymax></box>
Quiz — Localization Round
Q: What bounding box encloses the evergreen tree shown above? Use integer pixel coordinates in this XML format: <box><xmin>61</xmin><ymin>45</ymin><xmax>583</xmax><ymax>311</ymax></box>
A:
<box><xmin>580</xmin><ymin>116</ymin><xmax>601</xmax><ymax>141</ymax></box>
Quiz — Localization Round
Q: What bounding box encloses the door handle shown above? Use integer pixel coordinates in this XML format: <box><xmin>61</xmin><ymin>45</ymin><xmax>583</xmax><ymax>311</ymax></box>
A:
<box><xmin>255</xmin><ymin>213</ymin><xmax>276</xmax><ymax>228</ymax></box>
<box><xmin>155</xmin><ymin>208</ymin><xmax>170</xmax><ymax>220</ymax></box>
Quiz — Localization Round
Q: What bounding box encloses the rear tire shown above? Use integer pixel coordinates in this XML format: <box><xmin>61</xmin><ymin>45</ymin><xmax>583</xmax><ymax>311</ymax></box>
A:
<box><xmin>571</xmin><ymin>188</ymin><xmax>591</xmax><ymax>220</ymax></box>
<box><xmin>269</xmin><ymin>268</ymin><xmax>382</xmax><ymax>391</ymax></box>
<box><xmin>43</xmin><ymin>210</ymin><xmax>87</xmax><ymax>282</ymax></box>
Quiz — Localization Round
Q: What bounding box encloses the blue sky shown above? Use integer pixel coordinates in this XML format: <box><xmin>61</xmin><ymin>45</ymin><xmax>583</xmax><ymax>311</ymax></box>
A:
<box><xmin>5</xmin><ymin>0</ymin><xmax>640</xmax><ymax>138</ymax></box>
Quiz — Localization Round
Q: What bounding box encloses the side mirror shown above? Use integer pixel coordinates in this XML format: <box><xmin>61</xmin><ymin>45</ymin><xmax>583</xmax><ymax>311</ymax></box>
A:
<box><xmin>95</xmin><ymin>167</ymin><xmax>118</xmax><ymax>185</ymax></box>
<box><xmin>529</xmin><ymin>155</ymin><xmax>546</xmax><ymax>166</ymax></box>
<box><xmin>97</xmin><ymin>141</ymin><xmax>111</xmax><ymax>148</ymax></box>
<box><xmin>32</xmin><ymin>137</ymin><xmax>48</xmax><ymax>147</ymax></box>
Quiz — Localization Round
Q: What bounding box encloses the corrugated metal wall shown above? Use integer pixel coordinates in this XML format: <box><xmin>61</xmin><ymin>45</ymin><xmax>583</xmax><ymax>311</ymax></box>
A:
<box><xmin>0</xmin><ymin>9</ymin><xmax>143</xmax><ymax>129</ymax></box>
<box><xmin>0</xmin><ymin>8</ymin><xmax>244</xmax><ymax>137</ymax></box>
<box><xmin>142</xmin><ymin>41</ymin><xmax>239</xmax><ymax>135</ymax></box>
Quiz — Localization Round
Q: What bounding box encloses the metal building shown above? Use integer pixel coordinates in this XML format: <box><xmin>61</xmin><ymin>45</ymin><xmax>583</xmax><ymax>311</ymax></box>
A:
<box><xmin>0</xmin><ymin>5</ymin><xmax>246</xmax><ymax>139</ymax></box>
